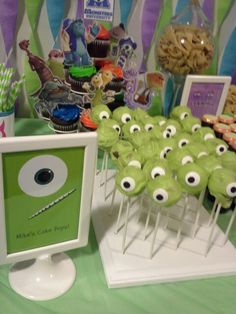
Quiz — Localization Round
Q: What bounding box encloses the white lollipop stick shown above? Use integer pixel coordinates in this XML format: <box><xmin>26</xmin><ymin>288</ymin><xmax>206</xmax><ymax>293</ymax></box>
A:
<box><xmin>175</xmin><ymin>194</ymin><xmax>188</xmax><ymax>249</ymax></box>
<box><xmin>192</xmin><ymin>189</ymin><xmax>205</xmax><ymax>238</ymax></box>
<box><xmin>104</xmin><ymin>151</ymin><xmax>109</xmax><ymax>199</ymax></box>
<box><xmin>99</xmin><ymin>151</ymin><xmax>106</xmax><ymax>184</ymax></box>
<box><xmin>108</xmin><ymin>187</ymin><xmax>117</xmax><ymax>216</ymax></box>
<box><xmin>115</xmin><ymin>194</ymin><xmax>125</xmax><ymax>234</ymax></box>
<box><xmin>136</xmin><ymin>193</ymin><xmax>145</xmax><ymax>223</ymax></box>
<box><xmin>207</xmin><ymin>198</ymin><xmax>218</xmax><ymax>226</ymax></box>
<box><xmin>205</xmin><ymin>203</ymin><xmax>222</xmax><ymax>257</ymax></box>
<box><xmin>122</xmin><ymin>197</ymin><xmax>131</xmax><ymax>254</ymax></box>
<box><xmin>222</xmin><ymin>204</ymin><xmax>236</xmax><ymax>245</ymax></box>
<box><xmin>150</xmin><ymin>207</ymin><xmax>161</xmax><ymax>259</ymax></box>
<box><xmin>143</xmin><ymin>200</ymin><xmax>154</xmax><ymax>240</ymax></box>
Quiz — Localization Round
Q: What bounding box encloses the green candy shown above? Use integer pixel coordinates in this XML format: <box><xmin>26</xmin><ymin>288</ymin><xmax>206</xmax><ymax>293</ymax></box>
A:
<box><xmin>192</xmin><ymin>127</ymin><xmax>215</xmax><ymax>142</ymax></box>
<box><xmin>122</xmin><ymin>120</ymin><xmax>143</xmax><ymax>139</ymax></box>
<box><xmin>157</xmin><ymin>138</ymin><xmax>177</xmax><ymax>159</ymax></box>
<box><xmin>112</xmin><ymin>106</ymin><xmax>134</xmax><ymax>125</ymax></box>
<box><xmin>110</xmin><ymin>140</ymin><xmax>133</xmax><ymax>164</ymax></box>
<box><xmin>115</xmin><ymin>166</ymin><xmax>147</xmax><ymax>196</ymax></box>
<box><xmin>143</xmin><ymin>157</ymin><xmax>172</xmax><ymax>180</ymax></box>
<box><xmin>177</xmin><ymin>163</ymin><xmax>208</xmax><ymax>195</ymax></box>
<box><xmin>219</xmin><ymin>151</ymin><xmax>236</xmax><ymax>172</ymax></box>
<box><xmin>149</xmin><ymin>125</ymin><xmax>164</xmax><ymax>140</ymax></box>
<box><xmin>170</xmin><ymin>106</ymin><xmax>192</xmax><ymax>121</ymax></box>
<box><xmin>196</xmin><ymin>155</ymin><xmax>222</xmax><ymax>175</ymax></box>
<box><xmin>205</xmin><ymin>138</ymin><xmax>228</xmax><ymax>156</ymax></box>
<box><xmin>141</xmin><ymin>116</ymin><xmax>158</xmax><ymax>132</ymax></box>
<box><xmin>161</xmin><ymin>119</ymin><xmax>182</xmax><ymax>138</ymax></box>
<box><xmin>97</xmin><ymin>125</ymin><xmax>119</xmax><ymax>151</ymax></box>
<box><xmin>175</xmin><ymin>132</ymin><xmax>192</xmax><ymax>148</ymax></box>
<box><xmin>186</xmin><ymin>143</ymin><xmax>209</xmax><ymax>159</ymax></box>
<box><xmin>208</xmin><ymin>168</ymin><xmax>236</xmax><ymax>208</ymax></box>
<box><xmin>133</xmin><ymin>108</ymin><xmax>149</xmax><ymax>122</ymax></box>
<box><xmin>99</xmin><ymin>118</ymin><xmax>121</xmax><ymax>135</ymax></box>
<box><xmin>117</xmin><ymin>151</ymin><xmax>144</xmax><ymax>170</ymax></box>
<box><xmin>137</xmin><ymin>140</ymin><xmax>160</xmax><ymax>162</ymax></box>
<box><xmin>129</xmin><ymin>132</ymin><xmax>152</xmax><ymax>149</ymax></box>
<box><xmin>167</xmin><ymin>147</ymin><xmax>194</xmax><ymax>172</ymax></box>
<box><xmin>147</xmin><ymin>176</ymin><xmax>182</xmax><ymax>207</ymax></box>
<box><xmin>181</xmin><ymin>116</ymin><xmax>201</xmax><ymax>134</ymax></box>
<box><xmin>90</xmin><ymin>104</ymin><xmax>111</xmax><ymax>124</ymax></box>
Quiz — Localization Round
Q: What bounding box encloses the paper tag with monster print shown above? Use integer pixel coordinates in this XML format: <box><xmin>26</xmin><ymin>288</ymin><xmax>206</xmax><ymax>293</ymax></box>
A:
<box><xmin>84</xmin><ymin>0</ymin><xmax>114</xmax><ymax>22</ymax></box>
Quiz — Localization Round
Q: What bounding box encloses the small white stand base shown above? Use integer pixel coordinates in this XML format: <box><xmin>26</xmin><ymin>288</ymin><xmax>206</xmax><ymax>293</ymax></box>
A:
<box><xmin>92</xmin><ymin>170</ymin><xmax>236</xmax><ymax>288</ymax></box>
<box><xmin>9</xmin><ymin>253</ymin><xmax>76</xmax><ymax>301</ymax></box>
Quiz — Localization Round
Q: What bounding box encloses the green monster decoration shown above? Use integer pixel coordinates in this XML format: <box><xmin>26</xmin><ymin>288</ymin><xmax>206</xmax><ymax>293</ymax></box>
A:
<box><xmin>157</xmin><ymin>138</ymin><xmax>177</xmax><ymax>159</ymax></box>
<box><xmin>110</xmin><ymin>140</ymin><xmax>133</xmax><ymax>165</ymax></box>
<box><xmin>196</xmin><ymin>155</ymin><xmax>222</xmax><ymax>175</ymax></box>
<box><xmin>167</xmin><ymin>147</ymin><xmax>194</xmax><ymax>172</ymax></box>
<box><xmin>192</xmin><ymin>127</ymin><xmax>215</xmax><ymax>142</ymax></box>
<box><xmin>122</xmin><ymin>120</ymin><xmax>143</xmax><ymax>139</ymax></box>
<box><xmin>175</xmin><ymin>132</ymin><xmax>192</xmax><ymax>148</ymax></box>
<box><xmin>161</xmin><ymin>119</ymin><xmax>182</xmax><ymax>138</ymax></box>
<box><xmin>155</xmin><ymin>115</ymin><xmax>167</xmax><ymax>126</ymax></box>
<box><xmin>128</xmin><ymin>131</ymin><xmax>152</xmax><ymax>149</ymax></box>
<box><xmin>90</xmin><ymin>104</ymin><xmax>111</xmax><ymax>125</ymax></box>
<box><xmin>117</xmin><ymin>151</ymin><xmax>144</xmax><ymax>170</ymax></box>
<box><xmin>141</xmin><ymin>116</ymin><xmax>158</xmax><ymax>132</ymax></box>
<box><xmin>170</xmin><ymin>106</ymin><xmax>192</xmax><ymax>121</ymax></box>
<box><xmin>205</xmin><ymin>138</ymin><xmax>228</xmax><ymax>156</ymax></box>
<box><xmin>143</xmin><ymin>157</ymin><xmax>172</xmax><ymax>180</ymax></box>
<box><xmin>147</xmin><ymin>176</ymin><xmax>182</xmax><ymax>207</ymax></box>
<box><xmin>180</xmin><ymin>116</ymin><xmax>201</xmax><ymax>134</ymax></box>
<box><xmin>99</xmin><ymin>118</ymin><xmax>121</xmax><ymax>135</ymax></box>
<box><xmin>133</xmin><ymin>107</ymin><xmax>149</xmax><ymax>122</ymax></box>
<box><xmin>97</xmin><ymin>125</ymin><xmax>119</xmax><ymax>151</ymax></box>
<box><xmin>137</xmin><ymin>140</ymin><xmax>160</xmax><ymax>162</ymax></box>
<box><xmin>186</xmin><ymin>143</ymin><xmax>209</xmax><ymax>159</ymax></box>
<box><xmin>177</xmin><ymin>163</ymin><xmax>208</xmax><ymax>195</ymax></box>
<box><xmin>208</xmin><ymin>168</ymin><xmax>236</xmax><ymax>208</ymax></box>
<box><xmin>115</xmin><ymin>166</ymin><xmax>147</xmax><ymax>197</ymax></box>
<box><xmin>149</xmin><ymin>125</ymin><xmax>163</xmax><ymax>140</ymax></box>
<box><xmin>112</xmin><ymin>106</ymin><xmax>134</xmax><ymax>125</ymax></box>
<box><xmin>219</xmin><ymin>151</ymin><xmax>236</xmax><ymax>172</ymax></box>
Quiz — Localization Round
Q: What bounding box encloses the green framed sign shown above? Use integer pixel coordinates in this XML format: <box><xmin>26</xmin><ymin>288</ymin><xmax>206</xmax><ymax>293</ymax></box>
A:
<box><xmin>0</xmin><ymin>133</ymin><xmax>97</xmax><ymax>264</ymax></box>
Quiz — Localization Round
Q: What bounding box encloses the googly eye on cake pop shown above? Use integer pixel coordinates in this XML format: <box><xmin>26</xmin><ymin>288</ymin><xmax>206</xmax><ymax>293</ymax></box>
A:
<box><xmin>97</xmin><ymin>125</ymin><xmax>119</xmax><ymax>151</ymax></box>
<box><xmin>155</xmin><ymin>115</ymin><xmax>167</xmax><ymax>127</ymax></box>
<box><xmin>141</xmin><ymin>116</ymin><xmax>158</xmax><ymax>132</ymax></box>
<box><xmin>122</xmin><ymin>120</ymin><xmax>143</xmax><ymax>139</ymax></box>
<box><xmin>196</xmin><ymin>155</ymin><xmax>222</xmax><ymax>175</ymax></box>
<box><xmin>161</xmin><ymin>119</ymin><xmax>182</xmax><ymax>137</ymax></box>
<box><xmin>175</xmin><ymin>132</ymin><xmax>192</xmax><ymax>148</ymax></box>
<box><xmin>110</xmin><ymin>139</ymin><xmax>133</xmax><ymax>166</ymax></box>
<box><xmin>192</xmin><ymin>127</ymin><xmax>215</xmax><ymax>142</ymax></box>
<box><xmin>170</xmin><ymin>106</ymin><xmax>192</xmax><ymax>121</ymax></box>
<box><xmin>112</xmin><ymin>106</ymin><xmax>133</xmax><ymax>125</ymax></box>
<box><xmin>99</xmin><ymin>118</ymin><xmax>121</xmax><ymax>135</ymax></box>
<box><xmin>180</xmin><ymin>116</ymin><xmax>201</xmax><ymax>134</ymax></box>
<box><xmin>205</xmin><ymin>138</ymin><xmax>228</xmax><ymax>156</ymax></box>
<box><xmin>158</xmin><ymin>138</ymin><xmax>177</xmax><ymax>159</ymax></box>
<box><xmin>186</xmin><ymin>143</ymin><xmax>209</xmax><ymax>159</ymax></box>
<box><xmin>117</xmin><ymin>151</ymin><xmax>144</xmax><ymax>170</ymax></box>
<box><xmin>128</xmin><ymin>131</ymin><xmax>152</xmax><ymax>149</ymax></box>
<box><xmin>90</xmin><ymin>104</ymin><xmax>111</xmax><ymax>125</ymax></box>
<box><xmin>167</xmin><ymin>147</ymin><xmax>194</xmax><ymax>172</ymax></box>
<box><xmin>137</xmin><ymin>140</ymin><xmax>160</xmax><ymax>163</ymax></box>
<box><xmin>143</xmin><ymin>157</ymin><xmax>172</xmax><ymax>180</ymax></box>
<box><xmin>219</xmin><ymin>151</ymin><xmax>236</xmax><ymax>172</ymax></box>
<box><xmin>133</xmin><ymin>107</ymin><xmax>149</xmax><ymax>122</ymax></box>
<box><xmin>176</xmin><ymin>163</ymin><xmax>208</xmax><ymax>195</ymax></box>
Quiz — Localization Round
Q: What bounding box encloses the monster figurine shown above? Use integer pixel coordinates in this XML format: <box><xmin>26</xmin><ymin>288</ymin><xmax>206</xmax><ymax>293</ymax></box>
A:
<box><xmin>112</xmin><ymin>106</ymin><xmax>134</xmax><ymax>125</ymax></box>
<box><xmin>143</xmin><ymin>157</ymin><xmax>172</xmax><ymax>180</ymax></box>
<box><xmin>177</xmin><ymin>163</ymin><xmax>208</xmax><ymax>195</ymax></box>
<box><xmin>116</xmin><ymin>37</ymin><xmax>137</xmax><ymax>69</ymax></box>
<box><xmin>161</xmin><ymin>119</ymin><xmax>182</xmax><ymax>138</ymax></box>
<box><xmin>205</xmin><ymin>138</ymin><xmax>228</xmax><ymax>156</ymax></box>
<box><xmin>170</xmin><ymin>106</ymin><xmax>192</xmax><ymax>121</ymax></box>
<box><xmin>47</xmin><ymin>49</ymin><xmax>65</xmax><ymax>81</ymax></box>
<box><xmin>196</xmin><ymin>155</ymin><xmax>222</xmax><ymax>175</ymax></box>
<box><xmin>122</xmin><ymin>120</ymin><xmax>143</xmax><ymax>139</ymax></box>
<box><xmin>219</xmin><ymin>151</ymin><xmax>236</xmax><ymax>172</ymax></box>
<box><xmin>90</xmin><ymin>104</ymin><xmax>111</xmax><ymax>125</ymax></box>
<box><xmin>186</xmin><ymin>143</ymin><xmax>209</xmax><ymax>159</ymax></box>
<box><xmin>192</xmin><ymin>127</ymin><xmax>215</xmax><ymax>142</ymax></box>
<box><xmin>167</xmin><ymin>147</ymin><xmax>194</xmax><ymax>172</ymax></box>
<box><xmin>180</xmin><ymin>116</ymin><xmax>201</xmax><ymax>134</ymax></box>
<box><xmin>175</xmin><ymin>132</ymin><xmax>192</xmax><ymax>148</ymax></box>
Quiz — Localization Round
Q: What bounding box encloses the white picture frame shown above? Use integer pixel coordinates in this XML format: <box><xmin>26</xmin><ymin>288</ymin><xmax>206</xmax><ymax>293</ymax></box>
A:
<box><xmin>0</xmin><ymin>132</ymin><xmax>97</xmax><ymax>265</ymax></box>
<box><xmin>180</xmin><ymin>75</ymin><xmax>231</xmax><ymax>117</ymax></box>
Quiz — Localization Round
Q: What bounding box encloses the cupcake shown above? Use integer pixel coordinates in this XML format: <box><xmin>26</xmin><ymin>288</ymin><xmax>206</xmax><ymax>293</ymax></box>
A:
<box><xmin>68</xmin><ymin>65</ymin><xmax>96</xmax><ymax>93</ymax></box>
<box><xmin>223</xmin><ymin>132</ymin><xmax>236</xmax><ymax>144</ymax></box>
<box><xmin>80</xmin><ymin>109</ymin><xmax>98</xmax><ymax>132</ymax></box>
<box><xmin>218</xmin><ymin>114</ymin><xmax>234</xmax><ymax>125</ymax></box>
<box><xmin>50</xmin><ymin>104</ymin><xmax>80</xmax><ymax>132</ymax></box>
<box><xmin>229</xmin><ymin>140</ymin><xmax>236</xmax><ymax>152</ymax></box>
<box><xmin>213</xmin><ymin>123</ymin><xmax>231</xmax><ymax>139</ymax></box>
<box><xmin>87</xmin><ymin>25</ymin><xmax>110</xmax><ymax>59</ymax></box>
<box><xmin>201</xmin><ymin>114</ymin><xmax>218</xmax><ymax>128</ymax></box>
<box><xmin>230</xmin><ymin>123</ymin><xmax>236</xmax><ymax>133</ymax></box>
<box><xmin>101</xmin><ymin>63</ymin><xmax>124</xmax><ymax>93</ymax></box>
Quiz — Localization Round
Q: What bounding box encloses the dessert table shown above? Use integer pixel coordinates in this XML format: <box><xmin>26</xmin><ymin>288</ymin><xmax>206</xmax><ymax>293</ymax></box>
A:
<box><xmin>0</xmin><ymin>118</ymin><xmax>236</xmax><ymax>314</ymax></box>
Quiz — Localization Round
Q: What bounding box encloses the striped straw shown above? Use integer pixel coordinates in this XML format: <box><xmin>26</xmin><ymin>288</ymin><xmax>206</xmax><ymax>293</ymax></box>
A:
<box><xmin>6</xmin><ymin>74</ymin><xmax>25</xmax><ymax>111</ymax></box>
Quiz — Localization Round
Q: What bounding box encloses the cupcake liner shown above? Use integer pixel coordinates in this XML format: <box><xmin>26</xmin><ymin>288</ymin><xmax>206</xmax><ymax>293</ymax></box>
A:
<box><xmin>87</xmin><ymin>40</ymin><xmax>110</xmax><ymax>59</ymax></box>
<box><xmin>69</xmin><ymin>75</ymin><xmax>91</xmax><ymax>93</ymax></box>
<box><xmin>105</xmin><ymin>78</ymin><xmax>124</xmax><ymax>93</ymax></box>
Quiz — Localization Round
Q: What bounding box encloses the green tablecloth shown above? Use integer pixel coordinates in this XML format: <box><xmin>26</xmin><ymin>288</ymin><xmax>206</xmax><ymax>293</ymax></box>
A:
<box><xmin>0</xmin><ymin>119</ymin><xmax>236</xmax><ymax>314</ymax></box>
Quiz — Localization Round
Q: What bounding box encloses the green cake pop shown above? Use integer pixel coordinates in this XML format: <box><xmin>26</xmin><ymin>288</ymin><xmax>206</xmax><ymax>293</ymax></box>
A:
<box><xmin>115</xmin><ymin>166</ymin><xmax>147</xmax><ymax>196</ymax></box>
<box><xmin>129</xmin><ymin>131</ymin><xmax>152</xmax><ymax>149</ymax></box>
<box><xmin>208</xmin><ymin>168</ymin><xmax>236</xmax><ymax>208</ymax></box>
<box><xmin>137</xmin><ymin>140</ymin><xmax>160</xmax><ymax>162</ymax></box>
<box><xmin>141</xmin><ymin>116</ymin><xmax>158</xmax><ymax>132</ymax></box>
<box><xmin>110</xmin><ymin>140</ymin><xmax>133</xmax><ymax>164</ymax></box>
<box><xmin>112</xmin><ymin>106</ymin><xmax>133</xmax><ymax>125</ymax></box>
<box><xmin>205</xmin><ymin>138</ymin><xmax>228</xmax><ymax>156</ymax></box>
<box><xmin>219</xmin><ymin>151</ymin><xmax>236</xmax><ymax>172</ymax></box>
<box><xmin>170</xmin><ymin>106</ymin><xmax>192</xmax><ymax>121</ymax></box>
<box><xmin>192</xmin><ymin>127</ymin><xmax>215</xmax><ymax>142</ymax></box>
<box><xmin>175</xmin><ymin>132</ymin><xmax>192</xmax><ymax>148</ymax></box>
<box><xmin>143</xmin><ymin>157</ymin><xmax>172</xmax><ymax>180</ymax></box>
<box><xmin>149</xmin><ymin>125</ymin><xmax>164</xmax><ymax>140</ymax></box>
<box><xmin>90</xmin><ymin>104</ymin><xmax>111</xmax><ymax>124</ymax></box>
<box><xmin>161</xmin><ymin>119</ymin><xmax>182</xmax><ymax>138</ymax></box>
<box><xmin>181</xmin><ymin>116</ymin><xmax>201</xmax><ymax>134</ymax></box>
<box><xmin>186</xmin><ymin>143</ymin><xmax>209</xmax><ymax>159</ymax></box>
<box><xmin>155</xmin><ymin>115</ymin><xmax>167</xmax><ymax>126</ymax></box>
<box><xmin>196</xmin><ymin>155</ymin><xmax>222</xmax><ymax>175</ymax></box>
<box><xmin>97</xmin><ymin>125</ymin><xmax>119</xmax><ymax>151</ymax></box>
<box><xmin>147</xmin><ymin>176</ymin><xmax>182</xmax><ymax>207</ymax></box>
<box><xmin>117</xmin><ymin>151</ymin><xmax>144</xmax><ymax>170</ymax></box>
<box><xmin>122</xmin><ymin>120</ymin><xmax>143</xmax><ymax>139</ymax></box>
<box><xmin>167</xmin><ymin>147</ymin><xmax>194</xmax><ymax>172</ymax></box>
<box><xmin>99</xmin><ymin>118</ymin><xmax>121</xmax><ymax>135</ymax></box>
<box><xmin>133</xmin><ymin>108</ymin><xmax>149</xmax><ymax>122</ymax></box>
<box><xmin>177</xmin><ymin>163</ymin><xmax>208</xmax><ymax>195</ymax></box>
<box><xmin>157</xmin><ymin>138</ymin><xmax>177</xmax><ymax>159</ymax></box>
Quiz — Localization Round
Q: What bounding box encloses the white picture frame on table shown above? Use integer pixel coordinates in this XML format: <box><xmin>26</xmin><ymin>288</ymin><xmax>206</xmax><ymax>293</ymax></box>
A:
<box><xmin>180</xmin><ymin>75</ymin><xmax>231</xmax><ymax>118</ymax></box>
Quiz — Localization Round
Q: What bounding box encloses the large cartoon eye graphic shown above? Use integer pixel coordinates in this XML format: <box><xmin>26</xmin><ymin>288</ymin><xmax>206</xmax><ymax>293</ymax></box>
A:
<box><xmin>163</xmin><ymin>130</ymin><xmax>172</xmax><ymax>138</ymax></box>
<box><xmin>152</xmin><ymin>188</ymin><xmax>169</xmax><ymax>203</ymax></box>
<box><xmin>185</xmin><ymin>172</ymin><xmax>200</xmax><ymax>187</ymax></box>
<box><xmin>192</xmin><ymin>124</ymin><xmax>201</xmax><ymax>133</ymax></box>
<box><xmin>144</xmin><ymin>123</ymin><xmax>154</xmax><ymax>132</ymax></box>
<box><xmin>130</xmin><ymin>124</ymin><xmax>141</xmax><ymax>133</ymax></box>
<box><xmin>128</xmin><ymin>160</ymin><xmax>141</xmax><ymax>168</ymax></box>
<box><xmin>182</xmin><ymin>156</ymin><xmax>193</xmax><ymax>165</ymax></box>
<box><xmin>112</xmin><ymin>124</ymin><xmax>121</xmax><ymax>134</ymax></box>
<box><xmin>166</xmin><ymin>125</ymin><xmax>177</xmax><ymax>136</ymax></box>
<box><xmin>99</xmin><ymin>111</ymin><xmax>109</xmax><ymax>120</ymax></box>
<box><xmin>204</xmin><ymin>133</ymin><xmax>214</xmax><ymax>141</ymax></box>
<box><xmin>178</xmin><ymin>139</ymin><xmax>189</xmax><ymax>148</ymax></box>
<box><xmin>180</xmin><ymin>112</ymin><xmax>189</xmax><ymax>120</ymax></box>
<box><xmin>120</xmin><ymin>177</ymin><xmax>136</xmax><ymax>192</ymax></box>
<box><xmin>121</xmin><ymin>113</ymin><xmax>131</xmax><ymax>124</ymax></box>
<box><xmin>226</xmin><ymin>183</ymin><xmax>236</xmax><ymax>197</ymax></box>
<box><xmin>18</xmin><ymin>155</ymin><xmax>68</xmax><ymax>197</ymax></box>
<box><xmin>151</xmin><ymin>167</ymin><xmax>165</xmax><ymax>179</ymax></box>
<box><xmin>216</xmin><ymin>145</ymin><xmax>227</xmax><ymax>156</ymax></box>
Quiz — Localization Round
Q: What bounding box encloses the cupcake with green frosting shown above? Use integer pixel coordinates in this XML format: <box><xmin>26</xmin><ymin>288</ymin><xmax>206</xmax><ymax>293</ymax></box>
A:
<box><xmin>68</xmin><ymin>65</ymin><xmax>97</xmax><ymax>93</ymax></box>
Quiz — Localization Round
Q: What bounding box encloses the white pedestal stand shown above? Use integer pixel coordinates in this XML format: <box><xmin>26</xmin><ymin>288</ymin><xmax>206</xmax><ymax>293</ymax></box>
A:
<box><xmin>9</xmin><ymin>253</ymin><xmax>76</xmax><ymax>301</ymax></box>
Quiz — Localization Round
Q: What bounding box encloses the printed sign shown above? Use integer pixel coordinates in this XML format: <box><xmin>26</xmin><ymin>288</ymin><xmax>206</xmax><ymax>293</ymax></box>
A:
<box><xmin>84</xmin><ymin>0</ymin><xmax>114</xmax><ymax>22</ymax></box>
